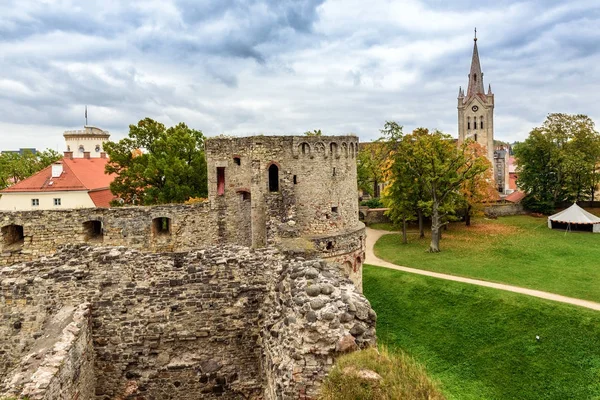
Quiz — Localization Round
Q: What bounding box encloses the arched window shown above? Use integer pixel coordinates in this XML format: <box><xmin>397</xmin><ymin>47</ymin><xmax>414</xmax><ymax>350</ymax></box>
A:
<box><xmin>467</xmin><ymin>117</ymin><xmax>471</xmax><ymax>130</ymax></box>
<box><xmin>299</xmin><ymin>143</ymin><xmax>310</xmax><ymax>155</ymax></box>
<box><xmin>473</xmin><ymin>117</ymin><xmax>477</xmax><ymax>130</ymax></box>
<box><xmin>268</xmin><ymin>164</ymin><xmax>279</xmax><ymax>192</ymax></box>
<box><xmin>474</xmin><ymin>134</ymin><xmax>478</xmax><ymax>142</ymax></box>
<box><xmin>350</xmin><ymin>143</ymin><xmax>355</xmax><ymax>158</ymax></box>
<box><xmin>480</xmin><ymin>116</ymin><xmax>484</xmax><ymax>129</ymax></box>
<box><xmin>330</xmin><ymin>142</ymin><xmax>338</xmax><ymax>157</ymax></box>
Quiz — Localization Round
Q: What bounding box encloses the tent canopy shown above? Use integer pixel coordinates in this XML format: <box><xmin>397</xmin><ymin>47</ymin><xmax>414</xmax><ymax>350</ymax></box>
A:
<box><xmin>548</xmin><ymin>203</ymin><xmax>600</xmax><ymax>224</ymax></box>
<box><xmin>548</xmin><ymin>203</ymin><xmax>600</xmax><ymax>233</ymax></box>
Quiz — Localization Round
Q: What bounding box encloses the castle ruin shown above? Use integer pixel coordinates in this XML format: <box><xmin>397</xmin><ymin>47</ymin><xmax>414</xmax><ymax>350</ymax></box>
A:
<box><xmin>0</xmin><ymin>135</ymin><xmax>375</xmax><ymax>399</ymax></box>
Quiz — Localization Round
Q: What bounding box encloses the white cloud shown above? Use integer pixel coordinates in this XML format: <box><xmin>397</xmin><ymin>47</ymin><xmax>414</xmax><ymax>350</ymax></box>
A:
<box><xmin>0</xmin><ymin>0</ymin><xmax>599</xmax><ymax>151</ymax></box>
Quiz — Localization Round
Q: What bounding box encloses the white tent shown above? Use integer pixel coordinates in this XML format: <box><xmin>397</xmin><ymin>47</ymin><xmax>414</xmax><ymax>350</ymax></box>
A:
<box><xmin>547</xmin><ymin>203</ymin><xmax>600</xmax><ymax>233</ymax></box>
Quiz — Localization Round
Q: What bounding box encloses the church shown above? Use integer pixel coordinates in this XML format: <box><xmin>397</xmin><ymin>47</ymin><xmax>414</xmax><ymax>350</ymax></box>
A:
<box><xmin>457</xmin><ymin>31</ymin><xmax>510</xmax><ymax>194</ymax></box>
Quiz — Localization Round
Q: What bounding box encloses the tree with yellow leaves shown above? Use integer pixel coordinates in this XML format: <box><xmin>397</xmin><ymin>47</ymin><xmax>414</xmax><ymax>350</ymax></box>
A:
<box><xmin>386</xmin><ymin>129</ymin><xmax>490</xmax><ymax>252</ymax></box>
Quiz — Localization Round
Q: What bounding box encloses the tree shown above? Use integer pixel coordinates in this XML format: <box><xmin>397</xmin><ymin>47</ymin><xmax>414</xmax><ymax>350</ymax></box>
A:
<box><xmin>358</xmin><ymin>121</ymin><xmax>403</xmax><ymax>199</ymax></box>
<box><xmin>104</xmin><ymin>118</ymin><xmax>208</xmax><ymax>205</ymax></box>
<box><xmin>392</xmin><ymin>130</ymin><xmax>489</xmax><ymax>252</ymax></box>
<box><xmin>458</xmin><ymin>142</ymin><xmax>496</xmax><ymax>226</ymax></box>
<box><xmin>0</xmin><ymin>149</ymin><xmax>61</xmax><ymax>189</ymax></box>
<box><xmin>357</xmin><ymin>142</ymin><xmax>387</xmax><ymax>198</ymax></box>
<box><xmin>514</xmin><ymin>114</ymin><xmax>600</xmax><ymax>213</ymax></box>
<box><xmin>382</xmin><ymin>126</ymin><xmax>431</xmax><ymax>242</ymax></box>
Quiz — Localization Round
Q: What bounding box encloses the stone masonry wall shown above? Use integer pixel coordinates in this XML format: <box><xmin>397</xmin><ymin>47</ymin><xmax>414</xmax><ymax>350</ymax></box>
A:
<box><xmin>0</xmin><ymin>245</ymin><xmax>376</xmax><ymax>399</ymax></box>
<box><xmin>0</xmin><ymin>203</ymin><xmax>218</xmax><ymax>266</ymax></box>
<box><xmin>205</xmin><ymin>136</ymin><xmax>360</xmax><ymax>246</ymax></box>
<box><xmin>484</xmin><ymin>203</ymin><xmax>525</xmax><ymax>217</ymax></box>
<box><xmin>262</xmin><ymin>257</ymin><xmax>376</xmax><ymax>398</ymax></box>
<box><xmin>2</xmin><ymin>304</ymin><xmax>95</xmax><ymax>400</ymax></box>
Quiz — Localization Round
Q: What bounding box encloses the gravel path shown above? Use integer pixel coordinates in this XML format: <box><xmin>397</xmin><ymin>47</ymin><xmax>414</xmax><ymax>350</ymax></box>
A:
<box><xmin>365</xmin><ymin>227</ymin><xmax>600</xmax><ymax>311</ymax></box>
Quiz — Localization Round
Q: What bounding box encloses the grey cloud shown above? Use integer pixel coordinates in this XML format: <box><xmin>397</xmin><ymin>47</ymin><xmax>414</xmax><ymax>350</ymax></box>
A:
<box><xmin>1</xmin><ymin>0</ymin><xmax>600</xmax><ymax>151</ymax></box>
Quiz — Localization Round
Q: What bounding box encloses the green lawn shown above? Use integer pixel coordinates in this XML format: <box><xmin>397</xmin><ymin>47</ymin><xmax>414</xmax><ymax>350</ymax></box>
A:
<box><xmin>373</xmin><ymin>215</ymin><xmax>600</xmax><ymax>302</ymax></box>
<box><xmin>364</xmin><ymin>264</ymin><xmax>600</xmax><ymax>400</ymax></box>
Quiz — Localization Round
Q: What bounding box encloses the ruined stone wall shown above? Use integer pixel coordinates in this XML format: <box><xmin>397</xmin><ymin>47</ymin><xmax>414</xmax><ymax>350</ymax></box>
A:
<box><xmin>309</xmin><ymin>224</ymin><xmax>366</xmax><ymax>291</ymax></box>
<box><xmin>206</xmin><ymin>135</ymin><xmax>360</xmax><ymax>243</ymax></box>
<box><xmin>0</xmin><ymin>203</ymin><xmax>218</xmax><ymax>266</ymax></box>
<box><xmin>262</xmin><ymin>257</ymin><xmax>376</xmax><ymax>398</ymax></box>
<box><xmin>2</xmin><ymin>304</ymin><xmax>95</xmax><ymax>400</ymax></box>
<box><xmin>0</xmin><ymin>245</ymin><xmax>268</xmax><ymax>399</ymax></box>
<box><xmin>0</xmin><ymin>245</ymin><xmax>376</xmax><ymax>399</ymax></box>
<box><xmin>484</xmin><ymin>203</ymin><xmax>525</xmax><ymax>217</ymax></box>
<box><xmin>363</xmin><ymin>208</ymin><xmax>391</xmax><ymax>225</ymax></box>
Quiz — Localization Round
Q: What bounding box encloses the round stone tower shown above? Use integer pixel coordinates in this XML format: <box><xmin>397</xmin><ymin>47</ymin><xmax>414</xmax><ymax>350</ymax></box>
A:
<box><xmin>205</xmin><ymin>135</ymin><xmax>366</xmax><ymax>289</ymax></box>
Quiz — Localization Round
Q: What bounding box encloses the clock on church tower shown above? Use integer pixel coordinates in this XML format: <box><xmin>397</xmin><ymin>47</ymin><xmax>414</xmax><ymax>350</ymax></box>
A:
<box><xmin>457</xmin><ymin>29</ymin><xmax>495</xmax><ymax>167</ymax></box>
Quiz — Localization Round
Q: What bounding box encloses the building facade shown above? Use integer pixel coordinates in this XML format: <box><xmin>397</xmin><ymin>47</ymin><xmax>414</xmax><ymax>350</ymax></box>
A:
<box><xmin>63</xmin><ymin>125</ymin><xmax>110</xmax><ymax>158</ymax></box>
<box><xmin>0</xmin><ymin>125</ymin><xmax>114</xmax><ymax>211</ymax></box>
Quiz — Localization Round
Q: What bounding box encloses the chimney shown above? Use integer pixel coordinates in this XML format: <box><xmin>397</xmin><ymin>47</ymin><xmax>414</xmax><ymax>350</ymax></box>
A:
<box><xmin>83</xmin><ymin>151</ymin><xmax>91</xmax><ymax>159</ymax></box>
<box><xmin>100</xmin><ymin>152</ymin><xmax>107</xmax><ymax>159</ymax></box>
<box><xmin>63</xmin><ymin>151</ymin><xmax>73</xmax><ymax>159</ymax></box>
<box><xmin>51</xmin><ymin>162</ymin><xmax>63</xmax><ymax>178</ymax></box>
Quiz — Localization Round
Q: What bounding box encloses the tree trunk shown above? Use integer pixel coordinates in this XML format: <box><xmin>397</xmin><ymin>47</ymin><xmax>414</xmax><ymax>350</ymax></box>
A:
<box><xmin>429</xmin><ymin>201</ymin><xmax>441</xmax><ymax>252</ymax></box>
<box><xmin>465</xmin><ymin>205</ymin><xmax>471</xmax><ymax>226</ymax></box>
<box><xmin>418</xmin><ymin>209</ymin><xmax>425</xmax><ymax>239</ymax></box>
<box><xmin>373</xmin><ymin>180</ymin><xmax>379</xmax><ymax>198</ymax></box>
<box><xmin>402</xmin><ymin>217</ymin><xmax>407</xmax><ymax>244</ymax></box>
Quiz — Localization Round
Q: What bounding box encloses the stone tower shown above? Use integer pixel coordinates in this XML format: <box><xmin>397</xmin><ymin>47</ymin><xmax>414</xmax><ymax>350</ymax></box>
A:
<box><xmin>457</xmin><ymin>31</ymin><xmax>494</xmax><ymax>165</ymax></box>
<box><xmin>205</xmin><ymin>135</ymin><xmax>366</xmax><ymax>288</ymax></box>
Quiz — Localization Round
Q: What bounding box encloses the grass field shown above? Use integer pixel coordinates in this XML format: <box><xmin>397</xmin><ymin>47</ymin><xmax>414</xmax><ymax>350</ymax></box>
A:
<box><xmin>364</xmin><ymin>264</ymin><xmax>600</xmax><ymax>400</ymax></box>
<box><xmin>373</xmin><ymin>215</ymin><xmax>600</xmax><ymax>302</ymax></box>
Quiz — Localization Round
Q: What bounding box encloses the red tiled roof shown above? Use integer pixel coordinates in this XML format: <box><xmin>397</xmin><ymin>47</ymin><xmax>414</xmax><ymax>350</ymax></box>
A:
<box><xmin>88</xmin><ymin>188</ymin><xmax>115</xmax><ymax>208</ymax></box>
<box><xmin>505</xmin><ymin>191</ymin><xmax>526</xmax><ymax>203</ymax></box>
<box><xmin>1</xmin><ymin>157</ymin><xmax>115</xmax><ymax>193</ymax></box>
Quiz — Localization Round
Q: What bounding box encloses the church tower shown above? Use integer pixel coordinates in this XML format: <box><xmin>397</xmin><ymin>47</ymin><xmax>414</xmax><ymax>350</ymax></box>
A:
<box><xmin>457</xmin><ymin>30</ymin><xmax>494</xmax><ymax>165</ymax></box>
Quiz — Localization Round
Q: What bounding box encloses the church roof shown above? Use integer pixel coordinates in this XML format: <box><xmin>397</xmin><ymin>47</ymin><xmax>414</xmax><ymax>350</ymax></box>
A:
<box><xmin>464</xmin><ymin>32</ymin><xmax>487</xmax><ymax>103</ymax></box>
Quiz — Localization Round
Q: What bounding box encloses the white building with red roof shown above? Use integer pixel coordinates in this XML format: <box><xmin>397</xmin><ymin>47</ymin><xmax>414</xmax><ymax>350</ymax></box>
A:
<box><xmin>0</xmin><ymin>127</ymin><xmax>116</xmax><ymax>210</ymax></box>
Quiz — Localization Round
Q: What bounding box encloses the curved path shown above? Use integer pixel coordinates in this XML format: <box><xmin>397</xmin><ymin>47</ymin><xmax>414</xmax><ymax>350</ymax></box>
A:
<box><xmin>365</xmin><ymin>227</ymin><xmax>600</xmax><ymax>312</ymax></box>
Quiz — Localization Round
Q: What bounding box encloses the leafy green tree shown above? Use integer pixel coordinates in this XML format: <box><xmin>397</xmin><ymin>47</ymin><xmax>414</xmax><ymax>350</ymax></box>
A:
<box><xmin>383</xmin><ymin>127</ymin><xmax>432</xmax><ymax>240</ymax></box>
<box><xmin>357</xmin><ymin>142</ymin><xmax>387</xmax><ymax>198</ymax></box>
<box><xmin>389</xmin><ymin>130</ymin><xmax>489</xmax><ymax>252</ymax></box>
<box><xmin>514</xmin><ymin>113</ymin><xmax>600</xmax><ymax>212</ymax></box>
<box><xmin>0</xmin><ymin>149</ymin><xmax>61</xmax><ymax>189</ymax></box>
<box><xmin>104</xmin><ymin>118</ymin><xmax>207</xmax><ymax>205</ymax></box>
<box><xmin>358</xmin><ymin>121</ymin><xmax>403</xmax><ymax>199</ymax></box>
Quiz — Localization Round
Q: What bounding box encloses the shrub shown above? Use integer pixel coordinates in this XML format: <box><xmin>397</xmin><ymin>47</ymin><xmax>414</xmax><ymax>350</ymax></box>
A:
<box><xmin>360</xmin><ymin>198</ymin><xmax>384</xmax><ymax>208</ymax></box>
<box><xmin>522</xmin><ymin>195</ymin><xmax>555</xmax><ymax>215</ymax></box>
<box><xmin>319</xmin><ymin>346</ymin><xmax>445</xmax><ymax>400</ymax></box>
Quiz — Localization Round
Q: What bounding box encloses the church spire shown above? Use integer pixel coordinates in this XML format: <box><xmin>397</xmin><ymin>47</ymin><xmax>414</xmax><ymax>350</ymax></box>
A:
<box><xmin>466</xmin><ymin>28</ymin><xmax>485</xmax><ymax>97</ymax></box>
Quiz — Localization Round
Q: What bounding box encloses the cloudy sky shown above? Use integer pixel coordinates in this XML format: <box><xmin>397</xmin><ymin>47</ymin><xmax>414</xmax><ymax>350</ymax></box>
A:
<box><xmin>1</xmin><ymin>0</ymin><xmax>599</xmax><ymax>150</ymax></box>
